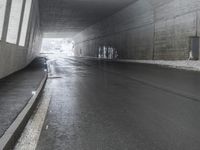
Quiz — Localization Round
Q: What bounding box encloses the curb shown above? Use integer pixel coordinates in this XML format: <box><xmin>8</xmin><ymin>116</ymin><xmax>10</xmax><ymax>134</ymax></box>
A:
<box><xmin>75</xmin><ymin>56</ymin><xmax>200</xmax><ymax>72</ymax></box>
<box><xmin>0</xmin><ymin>74</ymin><xmax>48</xmax><ymax>150</ymax></box>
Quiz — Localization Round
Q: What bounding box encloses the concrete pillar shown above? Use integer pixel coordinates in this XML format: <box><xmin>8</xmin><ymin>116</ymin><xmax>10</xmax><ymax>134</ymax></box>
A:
<box><xmin>1</xmin><ymin>0</ymin><xmax>12</xmax><ymax>42</ymax></box>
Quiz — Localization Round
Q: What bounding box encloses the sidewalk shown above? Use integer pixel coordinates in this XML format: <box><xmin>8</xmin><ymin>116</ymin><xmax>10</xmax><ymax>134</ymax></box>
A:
<box><xmin>0</xmin><ymin>57</ymin><xmax>47</xmax><ymax>149</ymax></box>
<box><xmin>77</xmin><ymin>56</ymin><xmax>200</xmax><ymax>72</ymax></box>
<box><xmin>117</xmin><ymin>59</ymin><xmax>200</xmax><ymax>72</ymax></box>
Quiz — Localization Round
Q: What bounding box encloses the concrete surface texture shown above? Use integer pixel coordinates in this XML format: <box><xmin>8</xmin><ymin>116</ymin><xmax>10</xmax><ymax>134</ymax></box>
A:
<box><xmin>38</xmin><ymin>0</ymin><xmax>136</xmax><ymax>38</ymax></box>
<box><xmin>0</xmin><ymin>0</ymin><xmax>42</xmax><ymax>79</ymax></box>
<box><xmin>35</xmin><ymin>54</ymin><xmax>200</xmax><ymax>150</ymax></box>
<box><xmin>73</xmin><ymin>0</ymin><xmax>200</xmax><ymax>60</ymax></box>
<box><xmin>0</xmin><ymin>57</ymin><xmax>46</xmax><ymax>139</ymax></box>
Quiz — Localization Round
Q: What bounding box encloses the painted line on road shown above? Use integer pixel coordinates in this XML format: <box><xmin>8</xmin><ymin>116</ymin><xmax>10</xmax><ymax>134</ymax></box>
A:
<box><xmin>14</xmin><ymin>94</ymin><xmax>51</xmax><ymax>150</ymax></box>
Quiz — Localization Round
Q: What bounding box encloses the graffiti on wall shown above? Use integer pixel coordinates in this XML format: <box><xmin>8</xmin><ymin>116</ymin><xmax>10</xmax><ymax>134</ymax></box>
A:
<box><xmin>98</xmin><ymin>46</ymin><xmax>118</xmax><ymax>59</ymax></box>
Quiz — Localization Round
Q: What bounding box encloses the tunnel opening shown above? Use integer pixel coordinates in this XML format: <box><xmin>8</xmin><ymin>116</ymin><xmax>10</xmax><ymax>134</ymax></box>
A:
<box><xmin>41</xmin><ymin>38</ymin><xmax>75</xmax><ymax>56</ymax></box>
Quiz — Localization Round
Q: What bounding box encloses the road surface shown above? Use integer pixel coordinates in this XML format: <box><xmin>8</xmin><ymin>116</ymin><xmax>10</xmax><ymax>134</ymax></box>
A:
<box><xmin>35</xmin><ymin>54</ymin><xmax>200</xmax><ymax>150</ymax></box>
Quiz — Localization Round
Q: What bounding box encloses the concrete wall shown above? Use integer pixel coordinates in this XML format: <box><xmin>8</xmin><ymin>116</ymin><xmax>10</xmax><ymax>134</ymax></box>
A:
<box><xmin>0</xmin><ymin>0</ymin><xmax>42</xmax><ymax>79</ymax></box>
<box><xmin>74</xmin><ymin>0</ymin><xmax>200</xmax><ymax>60</ymax></box>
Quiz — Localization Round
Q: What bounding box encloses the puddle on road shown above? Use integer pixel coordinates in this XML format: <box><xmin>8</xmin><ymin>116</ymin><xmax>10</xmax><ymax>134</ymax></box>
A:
<box><xmin>48</xmin><ymin>76</ymin><xmax>62</xmax><ymax>79</ymax></box>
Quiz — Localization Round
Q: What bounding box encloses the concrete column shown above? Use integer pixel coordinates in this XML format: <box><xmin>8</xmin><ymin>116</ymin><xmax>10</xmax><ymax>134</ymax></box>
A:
<box><xmin>1</xmin><ymin>0</ymin><xmax>12</xmax><ymax>42</ymax></box>
<box><xmin>25</xmin><ymin>0</ymin><xmax>34</xmax><ymax>48</ymax></box>
<box><xmin>17</xmin><ymin>0</ymin><xmax>26</xmax><ymax>46</ymax></box>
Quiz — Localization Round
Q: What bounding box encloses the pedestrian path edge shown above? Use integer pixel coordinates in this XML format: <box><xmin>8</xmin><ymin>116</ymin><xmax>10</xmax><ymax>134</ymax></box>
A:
<box><xmin>0</xmin><ymin>73</ymin><xmax>48</xmax><ymax>150</ymax></box>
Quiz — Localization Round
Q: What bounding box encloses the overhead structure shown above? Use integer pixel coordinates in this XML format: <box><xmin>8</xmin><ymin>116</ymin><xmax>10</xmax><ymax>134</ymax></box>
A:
<box><xmin>39</xmin><ymin>0</ymin><xmax>135</xmax><ymax>37</ymax></box>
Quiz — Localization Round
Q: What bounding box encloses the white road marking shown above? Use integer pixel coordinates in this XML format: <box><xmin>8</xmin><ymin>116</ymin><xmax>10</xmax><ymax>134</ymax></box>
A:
<box><xmin>14</xmin><ymin>94</ymin><xmax>51</xmax><ymax>150</ymax></box>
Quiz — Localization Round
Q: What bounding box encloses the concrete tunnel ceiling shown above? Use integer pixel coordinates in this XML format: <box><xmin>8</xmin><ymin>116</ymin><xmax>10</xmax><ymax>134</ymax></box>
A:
<box><xmin>39</xmin><ymin>0</ymin><xmax>137</xmax><ymax>38</ymax></box>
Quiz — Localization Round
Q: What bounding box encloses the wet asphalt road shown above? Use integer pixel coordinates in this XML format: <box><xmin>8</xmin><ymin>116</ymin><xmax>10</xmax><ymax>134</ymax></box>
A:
<box><xmin>37</xmin><ymin>55</ymin><xmax>200</xmax><ymax>150</ymax></box>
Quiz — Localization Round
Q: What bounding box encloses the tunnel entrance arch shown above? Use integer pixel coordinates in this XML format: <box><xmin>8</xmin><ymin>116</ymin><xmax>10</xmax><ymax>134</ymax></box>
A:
<box><xmin>41</xmin><ymin>38</ymin><xmax>75</xmax><ymax>56</ymax></box>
